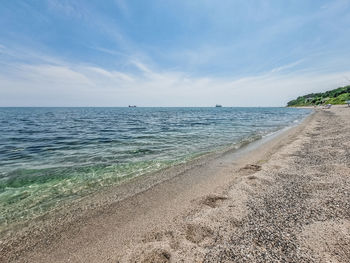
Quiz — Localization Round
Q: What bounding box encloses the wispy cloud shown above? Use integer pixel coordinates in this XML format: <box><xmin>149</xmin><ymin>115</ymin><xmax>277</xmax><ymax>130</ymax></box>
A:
<box><xmin>92</xmin><ymin>46</ymin><xmax>129</xmax><ymax>57</ymax></box>
<box><xmin>1</xmin><ymin>51</ymin><xmax>349</xmax><ymax>107</ymax></box>
<box><xmin>270</xmin><ymin>60</ymin><xmax>305</xmax><ymax>73</ymax></box>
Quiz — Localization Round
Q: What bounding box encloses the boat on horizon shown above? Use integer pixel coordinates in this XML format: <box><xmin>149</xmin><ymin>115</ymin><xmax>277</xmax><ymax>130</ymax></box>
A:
<box><xmin>215</xmin><ymin>104</ymin><xmax>222</xmax><ymax>107</ymax></box>
<box><xmin>128</xmin><ymin>105</ymin><xmax>137</xmax><ymax>108</ymax></box>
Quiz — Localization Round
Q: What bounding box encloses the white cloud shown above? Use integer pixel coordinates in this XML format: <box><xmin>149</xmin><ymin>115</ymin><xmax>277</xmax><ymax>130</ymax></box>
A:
<box><xmin>1</xmin><ymin>57</ymin><xmax>349</xmax><ymax>107</ymax></box>
<box><xmin>20</xmin><ymin>65</ymin><xmax>93</xmax><ymax>85</ymax></box>
<box><xmin>84</xmin><ymin>66</ymin><xmax>134</xmax><ymax>82</ymax></box>
<box><xmin>270</xmin><ymin>60</ymin><xmax>304</xmax><ymax>73</ymax></box>
<box><xmin>92</xmin><ymin>47</ymin><xmax>128</xmax><ymax>57</ymax></box>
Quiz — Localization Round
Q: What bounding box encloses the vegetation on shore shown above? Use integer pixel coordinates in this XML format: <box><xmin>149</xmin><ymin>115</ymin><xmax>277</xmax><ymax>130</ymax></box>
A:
<box><xmin>287</xmin><ymin>85</ymin><xmax>350</xmax><ymax>107</ymax></box>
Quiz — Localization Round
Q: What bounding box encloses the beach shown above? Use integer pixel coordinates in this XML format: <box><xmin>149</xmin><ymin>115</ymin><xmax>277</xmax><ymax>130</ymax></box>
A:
<box><xmin>1</xmin><ymin>105</ymin><xmax>350</xmax><ymax>262</ymax></box>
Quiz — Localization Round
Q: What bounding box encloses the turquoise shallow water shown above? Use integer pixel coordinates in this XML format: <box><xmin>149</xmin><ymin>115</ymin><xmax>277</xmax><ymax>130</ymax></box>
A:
<box><xmin>0</xmin><ymin>107</ymin><xmax>311</xmax><ymax>232</ymax></box>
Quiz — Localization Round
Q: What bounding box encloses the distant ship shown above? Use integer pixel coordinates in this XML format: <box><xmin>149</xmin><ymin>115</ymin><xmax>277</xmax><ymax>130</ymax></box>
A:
<box><xmin>215</xmin><ymin>104</ymin><xmax>222</xmax><ymax>107</ymax></box>
<box><xmin>128</xmin><ymin>105</ymin><xmax>137</xmax><ymax>108</ymax></box>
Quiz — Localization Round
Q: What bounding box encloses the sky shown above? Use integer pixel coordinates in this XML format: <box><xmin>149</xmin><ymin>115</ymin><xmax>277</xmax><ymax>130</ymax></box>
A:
<box><xmin>1</xmin><ymin>0</ymin><xmax>350</xmax><ymax>107</ymax></box>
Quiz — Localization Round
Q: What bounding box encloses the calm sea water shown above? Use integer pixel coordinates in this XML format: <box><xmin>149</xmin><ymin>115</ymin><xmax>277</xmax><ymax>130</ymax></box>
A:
<box><xmin>0</xmin><ymin>107</ymin><xmax>310</xmax><ymax>231</ymax></box>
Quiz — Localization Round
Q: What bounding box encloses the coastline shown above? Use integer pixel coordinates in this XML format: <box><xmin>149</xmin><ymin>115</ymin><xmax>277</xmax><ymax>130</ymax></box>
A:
<box><xmin>1</xmin><ymin>110</ymin><xmax>315</xmax><ymax>262</ymax></box>
<box><xmin>0</xmin><ymin>107</ymin><xmax>309</xmax><ymax>237</ymax></box>
<box><xmin>4</xmin><ymin>106</ymin><xmax>349</xmax><ymax>262</ymax></box>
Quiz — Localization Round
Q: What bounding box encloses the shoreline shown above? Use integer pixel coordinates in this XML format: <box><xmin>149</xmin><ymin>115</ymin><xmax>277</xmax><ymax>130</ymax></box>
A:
<box><xmin>0</xmin><ymin>113</ymin><xmax>306</xmax><ymax>232</ymax></box>
<box><xmin>1</xmin><ymin>110</ymin><xmax>311</xmax><ymax>236</ymax></box>
<box><xmin>6</xmin><ymin>107</ymin><xmax>345</xmax><ymax>262</ymax></box>
<box><xmin>0</xmin><ymin>107</ymin><xmax>310</xmax><ymax>238</ymax></box>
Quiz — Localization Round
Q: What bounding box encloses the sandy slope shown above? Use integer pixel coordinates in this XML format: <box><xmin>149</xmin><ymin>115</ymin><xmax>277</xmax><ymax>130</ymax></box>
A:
<box><xmin>123</xmin><ymin>106</ymin><xmax>350</xmax><ymax>263</ymax></box>
<box><xmin>2</xmin><ymin>106</ymin><xmax>350</xmax><ymax>262</ymax></box>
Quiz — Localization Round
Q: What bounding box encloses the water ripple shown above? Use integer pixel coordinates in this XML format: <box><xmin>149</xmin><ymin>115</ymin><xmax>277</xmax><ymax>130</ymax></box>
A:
<box><xmin>0</xmin><ymin>107</ymin><xmax>311</xmax><ymax>231</ymax></box>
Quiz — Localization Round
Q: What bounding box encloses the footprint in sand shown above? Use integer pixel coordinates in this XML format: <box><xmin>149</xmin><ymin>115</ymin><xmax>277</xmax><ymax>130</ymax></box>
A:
<box><xmin>200</xmin><ymin>195</ymin><xmax>228</xmax><ymax>208</ymax></box>
<box><xmin>240</xmin><ymin>164</ymin><xmax>262</xmax><ymax>172</ymax></box>
<box><xmin>185</xmin><ymin>223</ymin><xmax>213</xmax><ymax>244</ymax></box>
<box><xmin>141</xmin><ymin>230</ymin><xmax>174</xmax><ymax>243</ymax></box>
<box><xmin>140</xmin><ymin>248</ymin><xmax>171</xmax><ymax>263</ymax></box>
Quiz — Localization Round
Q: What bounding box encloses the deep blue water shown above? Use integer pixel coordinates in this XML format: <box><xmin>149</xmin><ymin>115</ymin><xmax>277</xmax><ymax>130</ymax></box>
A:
<box><xmin>0</xmin><ymin>107</ymin><xmax>311</xmax><ymax>231</ymax></box>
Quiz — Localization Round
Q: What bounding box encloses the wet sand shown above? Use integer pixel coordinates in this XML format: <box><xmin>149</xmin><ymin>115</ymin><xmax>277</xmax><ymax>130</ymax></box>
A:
<box><xmin>2</xmin><ymin>106</ymin><xmax>350</xmax><ymax>262</ymax></box>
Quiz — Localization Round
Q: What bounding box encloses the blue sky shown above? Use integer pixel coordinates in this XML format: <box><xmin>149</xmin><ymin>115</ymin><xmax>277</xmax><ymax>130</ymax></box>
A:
<box><xmin>1</xmin><ymin>0</ymin><xmax>350</xmax><ymax>106</ymax></box>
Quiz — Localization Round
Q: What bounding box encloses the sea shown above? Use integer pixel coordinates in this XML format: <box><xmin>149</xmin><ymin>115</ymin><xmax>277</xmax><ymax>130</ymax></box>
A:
<box><xmin>0</xmin><ymin>107</ymin><xmax>311</xmax><ymax>232</ymax></box>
